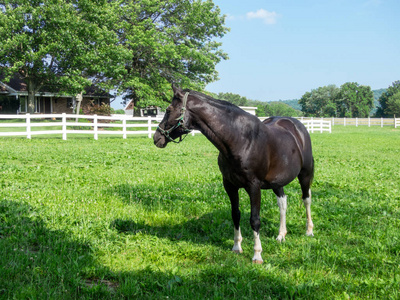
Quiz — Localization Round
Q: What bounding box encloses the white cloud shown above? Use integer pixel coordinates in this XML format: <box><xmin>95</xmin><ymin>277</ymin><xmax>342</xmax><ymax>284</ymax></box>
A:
<box><xmin>246</xmin><ymin>9</ymin><xmax>279</xmax><ymax>25</ymax></box>
<box><xmin>225</xmin><ymin>13</ymin><xmax>237</xmax><ymax>21</ymax></box>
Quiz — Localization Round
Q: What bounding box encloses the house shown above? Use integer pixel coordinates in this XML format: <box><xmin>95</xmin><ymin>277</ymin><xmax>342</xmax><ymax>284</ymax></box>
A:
<box><xmin>123</xmin><ymin>99</ymin><xmax>164</xmax><ymax>117</ymax></box>
<box><xmin>0</xmin><ymin>73</ymin><xmax>111</xmax><ymax>114</ymax></box>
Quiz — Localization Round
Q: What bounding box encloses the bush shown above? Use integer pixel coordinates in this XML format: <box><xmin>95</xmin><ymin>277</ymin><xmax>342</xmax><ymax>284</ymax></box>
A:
<box><xmin>82</xmin><ymin>101</ymin><xmax>111</xmax><ymax>116</ymax></box>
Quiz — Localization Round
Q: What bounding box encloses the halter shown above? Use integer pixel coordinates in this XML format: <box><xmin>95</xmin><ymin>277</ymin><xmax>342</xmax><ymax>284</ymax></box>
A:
<box><xmin>157</xmin><ymin>92</ymin><xmax>192</xmax><ymax>143</ymax></box>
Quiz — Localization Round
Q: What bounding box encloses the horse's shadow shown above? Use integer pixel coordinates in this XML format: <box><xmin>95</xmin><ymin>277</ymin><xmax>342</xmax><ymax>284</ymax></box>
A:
<box><xmin>108</xmin><ymin>183</ymin><xmax>277</xmax><ymax>249</ymax></box>
<box><xmin>110</xmin><ymin>211</ymin><xmax>233</xmax><ymax>247</ymax></box>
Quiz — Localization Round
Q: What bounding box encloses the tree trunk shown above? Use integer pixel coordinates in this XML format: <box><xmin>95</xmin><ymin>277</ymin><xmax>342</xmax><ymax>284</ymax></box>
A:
<box><xmin>75</xmin><ymin>92</ymin><xmax>83</xmax><ymax>122</ymax></box>
<box><xmin>27</xmin><ymin>78</ymin><xmax>36</xmax><ymax>114</ymax></box>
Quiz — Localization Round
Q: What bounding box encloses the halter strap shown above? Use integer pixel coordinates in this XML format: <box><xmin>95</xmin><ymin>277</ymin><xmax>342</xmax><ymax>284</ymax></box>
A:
<box><xmin>157</xmin><ymin>92</ymin><xmax>192</xmax><ymax>143</ymax></box>
<box><xmin>175</xmin><ymin>92</ymin><xmax>189</xmax><ymax>120</ymax></box>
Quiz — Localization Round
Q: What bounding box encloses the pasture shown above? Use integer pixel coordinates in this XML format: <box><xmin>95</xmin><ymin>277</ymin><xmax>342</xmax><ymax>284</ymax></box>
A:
<box><xmin>0</xmin><ymin>126</ymin><xmax>399</xmax><ymax>299</ymax></box>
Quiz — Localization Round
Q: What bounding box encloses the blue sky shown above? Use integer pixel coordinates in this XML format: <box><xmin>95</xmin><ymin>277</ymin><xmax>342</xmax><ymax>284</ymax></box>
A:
<box><xmin>112</xmin><ymin>0</ymin><xmax>399</xmax><ymax>109</ymax></box>
<box><xmin>206</xmin><ymin>0</ymin><xmax>400</xmax><ymax>102</ymax></box>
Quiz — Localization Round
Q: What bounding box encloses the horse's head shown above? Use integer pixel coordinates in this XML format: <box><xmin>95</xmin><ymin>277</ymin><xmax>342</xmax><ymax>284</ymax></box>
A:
<box><xmin>153</xmin><ymin>86</ymin><xmax>192</xmax><ymax>148</ymax></box>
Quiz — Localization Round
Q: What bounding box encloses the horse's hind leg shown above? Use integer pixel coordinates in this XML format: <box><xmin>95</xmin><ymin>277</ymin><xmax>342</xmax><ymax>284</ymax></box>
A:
<box><xmin>298</xmin><ymin>170</ymin><xmax>314</xmax><ymax>237</ymax></box>
<box><xmin>223</xmin><ymin>180</ymin><xmax>243</xmax><ymax>253</ymax></box>
<box><xmin>303</xmin><ymin>190</ymin><xmax>314</xmax><ymax>236</ymax></box>
<box><xmin>273</xmin><ymin>187</ymin><xmax>287</xmax><ymax>242</ymax></box>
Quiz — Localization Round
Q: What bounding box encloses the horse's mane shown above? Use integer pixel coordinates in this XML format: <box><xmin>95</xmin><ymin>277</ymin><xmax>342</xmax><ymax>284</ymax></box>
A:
<box><xmin>186</xmin><ymin>89</ymin><xmax>244</xmax><ymax>114</ymax></box>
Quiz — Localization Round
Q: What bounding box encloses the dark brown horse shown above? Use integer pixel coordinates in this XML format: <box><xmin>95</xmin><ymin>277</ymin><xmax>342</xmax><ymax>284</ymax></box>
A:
<box><xmin>154</xmin><ymin>86</ymin><xmax>314</xmax><ymax>264</ymax></box>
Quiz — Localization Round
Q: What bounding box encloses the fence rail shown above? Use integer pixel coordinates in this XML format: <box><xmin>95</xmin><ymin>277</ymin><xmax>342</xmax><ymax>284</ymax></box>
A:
<box><xmin>297</xmin><ymin>117</ymin><xmax>398</xmax><ymax>127</ymax></box>
<box><xmin>7</xmin><ymin>113</ymin><xmax>400</xmax><ymax>140</ymax></box>
<box><xmin>301</xmin><ymin>119</ymin><xmax>332</xmax><ymax>133</ymax></box>
<box><xmin>0</xmin><ymin>113</ymin><xmax>197</xmax><ymax>140</ymax></box>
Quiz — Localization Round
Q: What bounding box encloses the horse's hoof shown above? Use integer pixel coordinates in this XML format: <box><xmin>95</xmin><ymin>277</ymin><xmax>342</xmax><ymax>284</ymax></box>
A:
<box><xmin>252</xmin><ymin>259</ymin><xmax>263</xmax><ymax>264</ymax></box>
<box><xmin>276</xmin><ymin>235</ymin><xmax>285</xmax><ymax>243</ymax></box>
<box><xmin>306</xmin><ymin>232</ymin><xmax>314</xmax><ymax>237</ymax></box>
<box><xmin>232</xmin><ymin>249</ymin><xmax>243</xmax><ymax>254</ymax></box>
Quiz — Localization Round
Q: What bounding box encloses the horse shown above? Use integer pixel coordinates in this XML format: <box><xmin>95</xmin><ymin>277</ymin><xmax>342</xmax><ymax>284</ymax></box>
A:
<box><xmin>153</xmin><ymin>86</ymin><xmax>314</xmax><ymax>264</ymax></box>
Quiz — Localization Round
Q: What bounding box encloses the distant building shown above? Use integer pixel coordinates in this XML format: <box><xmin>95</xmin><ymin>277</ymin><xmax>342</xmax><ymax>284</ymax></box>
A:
<box><xmin>240</xmin><ymin>106</ymin><xmax>257</xmax><ymax>115</ymax></box>
<box><xmin>0</xmin><ymin>73</ymin><xmax>111</xmax><ymax>114</ymax></box>
<box><xmin>123</xmin><ymin>99</ymin><xmax>164</xmax><ymax>117</ymax></box>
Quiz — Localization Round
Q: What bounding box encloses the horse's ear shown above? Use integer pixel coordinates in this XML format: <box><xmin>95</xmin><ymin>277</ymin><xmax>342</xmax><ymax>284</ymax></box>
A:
<box><xmin>172</xmin><ymin>84</ymin><xmax>184</xmax><ymax>101</ymax></box>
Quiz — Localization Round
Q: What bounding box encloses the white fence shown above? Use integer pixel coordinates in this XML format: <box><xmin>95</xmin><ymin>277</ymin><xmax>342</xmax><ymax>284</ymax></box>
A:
<box><xmin>298</xmin><ymin>117</ymin><xmax>397</xmax><ymax>127</ymax></box>
<box><xmin>302</xmin><ymin>119</ymin><xmax>332</xmax><ymax>133</ymax></box>
<box><xmin>395</xmin><ymin>118</ymin><xmax>400</xmax><ymax>128</ymax></box>
<box><xmin>0</xmin><ymin>114</ymin><xmax>163</xmax><ymax>140</ymax></box>
<box><xmin>0</xmin><ymin>113</ymin><xmax>333</xmax><ymax>140</ymax></box>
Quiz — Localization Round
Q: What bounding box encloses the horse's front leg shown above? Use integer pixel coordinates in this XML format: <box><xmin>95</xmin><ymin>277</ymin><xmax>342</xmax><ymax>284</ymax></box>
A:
<box><xmin>223</xmin><ymin>180</ymin><xmax>242</xmax><ymax>253</ymax></box>
<box><xmin>246</xmin><ymin>184</ymin><xmax>263</xmax><ymax>264</ymax></box>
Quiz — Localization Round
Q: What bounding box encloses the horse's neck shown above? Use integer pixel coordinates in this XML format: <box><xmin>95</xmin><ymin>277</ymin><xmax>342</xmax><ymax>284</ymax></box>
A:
<box><xmin>188</xmin><ymin>99</ymin><xmax>251</xmax><ymax>156</ymax></box>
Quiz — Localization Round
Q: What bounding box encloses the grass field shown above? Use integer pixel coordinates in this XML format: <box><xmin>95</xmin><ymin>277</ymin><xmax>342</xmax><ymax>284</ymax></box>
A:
<box><xmin>0</xmin><ymin>126</ymin><xmax>399</xmax><ymax>299</ymax></box>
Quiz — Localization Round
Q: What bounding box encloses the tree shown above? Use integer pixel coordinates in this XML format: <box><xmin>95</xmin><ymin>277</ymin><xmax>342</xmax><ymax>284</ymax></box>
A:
<box><xmin>376</xmin><ymin>81</ymin><xmax>400</xmax><ymax>117</ymax></box>
<box><xmin>264</xmin><ymin>102</ymin><xmax>302</xmax><ymax>117</ymax></box>
<box><xmin>0</xmin><ymin>0</ymin><xmax>130</xmax><ymax>113</ymax></box>
<box><xmin>300</xmin><ymin>83</ymin><xmax>374</xmax><ymax>117</ymax></box>
<box><xmin>116</xmin><ymin>0</ymin><xmax>228</xmax><ymax>109</ymax></box>
<box><xmin>337</xmin><ymin>82</ymin><xmax>374</xmax><ymax>117</ymax></box>
<box><xmin>299</xmin><ymin>85</ymin><xmax>339</xmax><ymax>117</ymax></box>
<box><xmin>386</xmin><ymin>92</ymin><xmax>400</xmax><ymax>117</ymax></box>
<box><xmin>217</xmin><ymin>92</ymin><xmax>248</xmax><ymax>106</ymax></box>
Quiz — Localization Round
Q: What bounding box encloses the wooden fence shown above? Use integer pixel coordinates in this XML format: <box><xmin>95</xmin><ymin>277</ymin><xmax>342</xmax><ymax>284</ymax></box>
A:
<box><xmin>0</xmin><ymin>113</ymin><xmax>336</xmax><ymax>140</ymax></box>
<box><xmin>0</xmin><ymin>113</ymin><xmax>179</xmax><ymax>140</ymax></box>
<box><xmin>298</xmin><ymin>117</ymin><xmax>399</xmax><ymax>127</ymax></box>
<box><xmin>302</xmin><ymin>119</ymin><xmax>332</xmax><ymax>133</ymax></box>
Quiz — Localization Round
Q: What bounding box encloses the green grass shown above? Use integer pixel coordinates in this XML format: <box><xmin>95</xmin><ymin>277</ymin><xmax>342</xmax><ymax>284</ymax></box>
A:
<box><xmin>0</xmin><ymin>126</ymin><xmax>399</xmax><ymax>299</ymax></box>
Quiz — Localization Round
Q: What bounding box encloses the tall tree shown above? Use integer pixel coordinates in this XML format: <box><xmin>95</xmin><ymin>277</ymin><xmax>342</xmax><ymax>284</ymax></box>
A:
<box><xmin>0</xmin><ymin>0</ymin><xmax>129</xmax><ymax>113</ymax></box>
<box><xmin>337</xmin><ymin>82</ymin><xmax>374</xmax><ymax>117</ymax></box>
<box><xmin>299</xmin><ymin>85</ymin><xmax>339</xmax><ymax>117</ymax></box>
<box><xmin>376</xmin><ymin>81</ymin><xmax>400</xmax><ymax>117</ymax></box>
<box><xmin>116</xmin><ymin>0</ymin><xmax>228</xmax><ymax>109</ymax></box>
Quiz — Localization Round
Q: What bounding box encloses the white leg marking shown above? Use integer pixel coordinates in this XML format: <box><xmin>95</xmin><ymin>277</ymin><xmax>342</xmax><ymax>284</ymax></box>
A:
<box><xmin>252</xmin><ymin>231</ymin><xmax>263</xmax><ymax>264</ymax></box>
<box><xmin>232</xmin><ymin>227</ymin><xmax>243</xmax><ymax>253</ymax></box>
<box><xmin>276</xmin><ymin>195</ymin><xmax>287</xmax><ymax>242</ymax></box>
<box><xmin>303</xmin><ymin>190</ymin><xmax>314</xmax><ymax>237</ymax></box>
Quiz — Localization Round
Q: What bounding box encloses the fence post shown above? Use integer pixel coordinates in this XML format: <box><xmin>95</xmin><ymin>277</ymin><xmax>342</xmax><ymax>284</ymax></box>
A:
<box><xmin>123</xmin><ymin>117</ymin><xmax>127</xmax><ymax>139</ymax></box>
<box><xmin>356</xmin><ymin>117</ymin><xmax>358</xmax><ymax>127</ymax></box>
<box><xmin>311</xmin><ymin>117</ymin><xmax>314</xmax><ymax>133</ymax></box>
<box><xmin>62</xmin><ymin>113</ymin><xmax>67</xmax><ymax>140</ymax></box>
<box><xmin>94</xmin><ymin>115</ymin><xmax>98</xmax><ymax>140</ymax></box>
<box><xmin>148</xmin><ymin>116</ymin><xmax>152</xmax><ymax>138</ymax></box>
<box><xmin>344</xmin><ymin>118</ymin><xmax>346</xmax><ymax>126</ymax></box>
<box><xmin>381</xmin><ymin>117</ymin><xmax>383</xmax><ymax>128</ymax></box>
<box><xmin>26</xmin><ymin>113</ymin><xmax>31</xmax><ymax>139</ymax></box>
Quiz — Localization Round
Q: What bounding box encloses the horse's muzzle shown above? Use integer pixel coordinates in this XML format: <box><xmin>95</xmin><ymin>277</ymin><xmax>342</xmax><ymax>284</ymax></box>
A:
<box><xmin>153</xmin><ymin>131</ymin><xmax>168</xmax><ymax>148</ymax></box>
